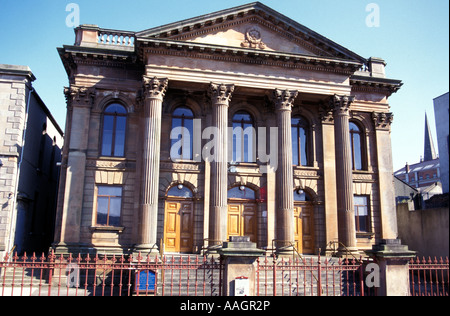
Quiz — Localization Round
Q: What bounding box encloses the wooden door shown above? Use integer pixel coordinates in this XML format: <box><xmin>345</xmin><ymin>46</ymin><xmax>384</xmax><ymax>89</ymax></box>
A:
<box><xmin>164</xmin><ymin>200</ymin><xmax>194</xmax><ymax>253</ymax></box>
<box><xmin>294</xmin><ymin>203</ymin><xmax>315</xmax><ymax>254</ymax></box>
<box><xmin>227</xmin><ymin>203</ymin><xmax>257</xmax><ymax>243</ymax></box>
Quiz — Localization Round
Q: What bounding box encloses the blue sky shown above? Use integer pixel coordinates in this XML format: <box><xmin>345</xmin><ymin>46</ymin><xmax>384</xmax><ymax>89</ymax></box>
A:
<box><xmin>0</xmin><ymin>0</ymin><xmax>448</xmax><ymax>170</ymax></box>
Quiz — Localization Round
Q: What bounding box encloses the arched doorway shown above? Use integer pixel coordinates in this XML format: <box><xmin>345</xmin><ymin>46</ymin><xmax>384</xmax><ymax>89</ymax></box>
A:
<box><xmin>294</xmin><ymin>189</ymin><xmax>315</xmax><ymax>254</ymax></box>
<box><xmin>164</xmin><ymin>185</ymin><xmax>194</xmax><ymax>253</ymax></box>
<box><xmin>227</xmin><ymin>186</ymin><xmax>258</xmax><ymax>243</ymax></box>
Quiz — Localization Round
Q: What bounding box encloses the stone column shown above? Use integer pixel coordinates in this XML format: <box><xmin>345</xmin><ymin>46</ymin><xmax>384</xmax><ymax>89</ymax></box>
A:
<box><xmin>208</xmin><ymin>83</ymin><xmax>234</xmax><ymax>247</ymax></box>
<box><xmin>331</xmin><ymin>94</ymin><xmax>358</xmax><ymax>254</ymax></box>
<box><xmin>272</xmin><ymin>89</ymin><xmax>298</xmax><ymax>254</ymax></box>
<box><xmin>58</xmin><ymin>86</ymin><xmax>95</xmax><ymax>248</ymax></box>
<box><xmin>372</xmin><ymin>112</ymin><xmax>398</xmax><ymax>239</ymax></box>
<box><xmin>135</xmin><ymin>77</ymin><xmax>168</xmax><ymax>253</ymax></box>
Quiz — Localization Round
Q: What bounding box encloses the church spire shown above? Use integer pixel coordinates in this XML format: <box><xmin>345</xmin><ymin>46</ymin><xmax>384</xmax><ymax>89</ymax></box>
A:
<box><xmin>424</xmin><ymin>112</ymin><xmax>437</xmax><ymax>161</ymax></box>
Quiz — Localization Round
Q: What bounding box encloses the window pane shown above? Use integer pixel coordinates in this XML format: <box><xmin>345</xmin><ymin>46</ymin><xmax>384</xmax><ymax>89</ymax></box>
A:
<box><xmin>99</xmin><ymin>186</ymin><xmax>122</xmax><ymax>196</ymax></box>
<box><xmin>294</xmin><ymin>190</ymin><xmax>311</xmax><ymax>202</ymax></box>
<box><xmin>173</xmin><ymin>107</ymin><xmax>194</xmax><ymax>118</ymax></box>
<box><xmin>105</xmin><ymin>104</ymin><xmax>126</xmax><ymax>114</ymax></box>
<box><xmin>233</xmin><ymin>123</ymin><xmax>243</xmax><ymax>162</ymax></box>
<box><xmin>354</xmin><ymin>196</ymin><xmax>367</xmax><ymax>206</ymax></box>
<box><xmin>167</xmin><ymin>186</ymin><xmax>193</xmax><ymax>198</ymax></box>
<box><xmin>292</xmin><ymin>127</ymin><xmax>299</xmax><ymax>166</ymax></box>
<box><xmin>101</xmin><ymin>116</ymin><xmax>114</xmax><ymax>156</ymax></box>
<box><xmin>353</xmin><ymin>133</ymin><xmax>362</xmax><ymax>170</ymax></box>
<box><xmin>97</xmin><ymin>197</ymin><xmax>109</xmax><ymax>226</ymax></box>
<box><xmin>228</xmin><ymin>187</ymin><xmax>256</xmax><ymax>199</ymax></box>
<box><xmin>114</xmin><ymin>116</ymin><xmax>126</xmax><ymax>157</ymax></box>
<box><xmin>183</xmin><ymin>118</ymin><xmax>194</xmax><ymax>160</ymax></box>
<box><xmin>358</xmin><ymin>215</ymin><xmax>368</xmax><ymax>232</ymax></box>
<box><xmin>300</xmin><ymin>127</ymin><xmax>308</xmax><ymax>166</ymax></box>
<box><xmin>109</xmin><ymin>197</ymin><xmax>122</xmax><ymax>227</ymax></box>
<box><xmin>243</xmin><ymin>123</ymin><xmax>255</xmax><ymax>162</ymax></box>
<box><xmin>349</xmin><ymin>122</ymin><xmax>360</xmax><ymax>132</ymax></box>
<box><xmin>233</xmin><ymin>112</ymin><xmax>252</xmax><ymax>123</ymax></box>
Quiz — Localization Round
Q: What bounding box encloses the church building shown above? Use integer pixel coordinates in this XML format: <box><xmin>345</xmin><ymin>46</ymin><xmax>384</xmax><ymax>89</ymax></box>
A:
<box><xmin>54</xmin><ymin>2</ymin><xmax>403</xmax><ymax>256</ymax></box>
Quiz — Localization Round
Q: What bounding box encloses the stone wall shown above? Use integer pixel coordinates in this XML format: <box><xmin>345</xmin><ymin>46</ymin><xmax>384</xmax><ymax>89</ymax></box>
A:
<box><xmin>397</xmin><ymin>203</ymin><xmax>449</xmax><ymax>258</ymax></box>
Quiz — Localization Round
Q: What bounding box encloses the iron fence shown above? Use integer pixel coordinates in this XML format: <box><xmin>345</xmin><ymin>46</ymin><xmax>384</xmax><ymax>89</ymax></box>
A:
<box><xmin>409</xmin><ymin>257</ymin><xmax>449</xmax><ymax>296</ymax></box>
<box><xmin>256</xmin><ymin>254</ymin><xmax>375</xmax><ymax>296</ymax></box>
<box><xmin>0</xmin><ymin>251</ymin><xmax>222</xmax><ymax>297</ymax></box>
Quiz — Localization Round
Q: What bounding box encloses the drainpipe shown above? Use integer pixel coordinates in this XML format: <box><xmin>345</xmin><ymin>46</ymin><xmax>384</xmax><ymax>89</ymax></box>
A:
<box><xmin>6</xmin><ymin>85</ymin><xmax>34</xmax><ymax>256</ymax></box>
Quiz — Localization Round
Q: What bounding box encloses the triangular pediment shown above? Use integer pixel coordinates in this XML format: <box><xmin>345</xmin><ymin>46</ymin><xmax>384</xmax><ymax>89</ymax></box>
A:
<box><xmin>180</xmin><ymin>20</ymin><xmax>318</xmax><ymax>56</ymax></box>
<box><xmin>137</xmin><ymin>2</ymin><xmax>365</xmax><ymax>62</ymax></box>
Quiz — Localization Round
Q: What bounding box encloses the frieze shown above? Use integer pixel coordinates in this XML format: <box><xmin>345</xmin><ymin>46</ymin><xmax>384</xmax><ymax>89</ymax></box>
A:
<box><xmin>293</xmin><ymin>168</ymin><xmax>321</xmax><ymax>179</ymax></box>
<box><xmin>352</xmin><ymin>172</ymin><xmax>376</xmax><ymax>183</ymax></box>
<box><xmin>86</xmin><ymin>159</ymin><xmax>134</xmax><ymax>170</ymax></box>
<box><xmin>160</xmin><ymin>161</ymin><xmax>203</xmax><ymax>172</ymax></box>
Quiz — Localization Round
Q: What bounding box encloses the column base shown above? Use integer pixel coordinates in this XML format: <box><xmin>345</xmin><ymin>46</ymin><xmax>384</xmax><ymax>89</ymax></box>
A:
<box><xmin>133</xmin><ymin>244</ymin><xmax>160</xmax><ymax>258</ymax></box>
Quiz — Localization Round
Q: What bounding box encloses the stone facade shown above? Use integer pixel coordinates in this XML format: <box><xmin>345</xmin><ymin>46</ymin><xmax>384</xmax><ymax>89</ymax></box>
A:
<box><xmin>0</xmin><ymin>65</ymin><xmax>63</xmax><ymax>258</ymax></box>
<box><xmin>54</xmin><ymin>3</ymin><xmax>402</xmax><ymax>255</ymax></box>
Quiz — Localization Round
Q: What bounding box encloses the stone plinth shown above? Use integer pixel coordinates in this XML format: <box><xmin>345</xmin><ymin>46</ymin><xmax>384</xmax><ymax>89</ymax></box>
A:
<box><xmin>218</xmin><ymin>236</ymin><xmax>265</xmax><ymax>296</ymax></box>
<box><xmin>365</xmin><ymin>239</ymin><xmax>416</xmax><ymax>296</ymax></box>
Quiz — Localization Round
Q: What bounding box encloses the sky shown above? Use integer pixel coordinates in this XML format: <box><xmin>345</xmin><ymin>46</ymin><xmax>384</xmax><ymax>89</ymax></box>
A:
<box><xmin>0</xmin><ymin>0</ymin><xmax>448</xmax><ymax>170</ymax></box>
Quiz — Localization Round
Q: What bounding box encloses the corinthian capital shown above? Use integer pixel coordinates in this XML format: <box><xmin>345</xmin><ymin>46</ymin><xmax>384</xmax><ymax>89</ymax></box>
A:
<box><xmin>64</xmin><ymin>86</ymin><xmax>96</xmax><ymax>107</ymax></box>
<box><xmin>330</xmin><ymin>94</ymin><xmax>355</xmax><ymax>116</ymax></box>
<box><xmin>143</xmin><ymin>76</ymin><xmax>168</xmax><ymax>100</ymax></box>
<box><xmin>272</xmin><ymin>89</ymin><xmax>298</xmax><ymax>111</ymax></box>
<box><xmin>208</xmin><ymin>83</ymin><xmax>234</xmax><ymax>105</ymax></box>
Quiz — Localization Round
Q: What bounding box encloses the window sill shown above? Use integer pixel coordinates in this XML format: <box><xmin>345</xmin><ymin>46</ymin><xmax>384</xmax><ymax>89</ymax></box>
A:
<box><xmin>90</xmin><ymin>226</ymin><xmax>125</xmax><ymax>233</ymax></box>
<box><xmin>356</xmin><ymin>232</ymin><xmax>375</xmax><ymax>239</ymax></box>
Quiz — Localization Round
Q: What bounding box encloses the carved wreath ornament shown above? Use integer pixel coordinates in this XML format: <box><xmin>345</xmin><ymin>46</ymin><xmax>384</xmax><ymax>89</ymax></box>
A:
<box><xmin>241</xmin><ymin>27</ymin><xmax>266</xmax><ymax>49</ymax></box>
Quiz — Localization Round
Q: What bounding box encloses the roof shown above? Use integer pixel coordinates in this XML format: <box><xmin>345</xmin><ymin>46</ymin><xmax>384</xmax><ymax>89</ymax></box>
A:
<box><xmin>394</xmin><ymin>158</ymin><xmax>440</xmax><ymax>176</ymax></box>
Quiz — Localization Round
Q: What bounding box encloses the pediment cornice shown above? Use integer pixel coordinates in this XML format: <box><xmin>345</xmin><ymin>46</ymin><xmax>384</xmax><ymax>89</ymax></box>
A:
<box><xmin>136</xmin><ymin>2</ymin><xmax>366</xmax><ymax>63</ymax></box>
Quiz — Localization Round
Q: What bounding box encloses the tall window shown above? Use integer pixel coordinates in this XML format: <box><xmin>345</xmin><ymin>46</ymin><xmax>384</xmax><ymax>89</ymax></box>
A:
<box><xmin>232</xmin><ymin>111</ymin><xmax>255</xmax><ymax>163</ymax></box>
<box><xmin>101</xmin><ymin>104</ymin><xmax>127</xmax><ymax>157</ymax></box>
<box><xmin>170</xmin><ymin>107</ymin><xmax>194</xmax><ymax>161</ymax></box>
<box><xmin>349</xmin><ymin>122</ymin><xmax>363</xmax><ymax>170</ymax></box>
<box><xmin>354</xmin><ymin>195</ymin><xmax>370</xmax><ymax>233</ymax></box>
<box><xmin>291</xmin><ymin>117</ymin><xmax>309</xmax><ymax>166</ymax></box>
<box><xmin>96</xmin><ymin>186</ymin><xmax>122</xmax><ymax>227</ymax></box>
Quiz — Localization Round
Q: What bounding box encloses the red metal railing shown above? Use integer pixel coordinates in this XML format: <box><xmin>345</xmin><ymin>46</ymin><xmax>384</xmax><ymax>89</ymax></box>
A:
<box><xmin>256</xmin><ymin>254</ymin><xmax>374</xmax><ymax>296</ymax></box>
<box><xmin>0</xmin><ymin>251</ymin><xmax>223</xmax><ymax>297</ymax></box>
<box><xmin>409</xmin><ymin>257</ymin><xmax>449</xmax><ymax>296</ymax></box>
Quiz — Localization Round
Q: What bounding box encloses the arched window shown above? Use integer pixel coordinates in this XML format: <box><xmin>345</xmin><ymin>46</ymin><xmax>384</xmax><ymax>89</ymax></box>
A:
<box><xmin>101</xmin><ymin>104</ymin><xmax>127</xmax><ymax>157</ymax></box>
<box><xmin>228</xmin><ymin>186</ymin><xmax>256</xmax><ymax>200</ymax></box>
<box><xmin>291</xmin><ymin>116</ymin><xmax>310</xmax><ymax>166</ymax></box>
<box><xmin>170</xmin><ymin>107</ymin><xmax>194</xmax><ymax>161</ymax></box>
<box><xmin>349</xmin><ymin>122</ymin><xmax>364</xmax><ymax>170</ymax></box>
<box><xmin>232</xmin><ymin>111</ymin><xmax>256</xmax><ymax>163</ymax></box>
<box><xmin>167</xmin><ymin>185</ymin><xmax>194</xmax><ymax>198</ymax></box>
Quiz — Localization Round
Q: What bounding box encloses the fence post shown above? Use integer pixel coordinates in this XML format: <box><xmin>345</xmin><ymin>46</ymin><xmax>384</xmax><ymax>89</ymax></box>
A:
<box><xmin>218</xmin><ymin>236</ymin><xmax>265</xmax><ymax>296</ymax></box>
<box><xmin>365</xmin><ymin>239</ymin><xmax>416</xmax><ymax>296</ymax></box>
